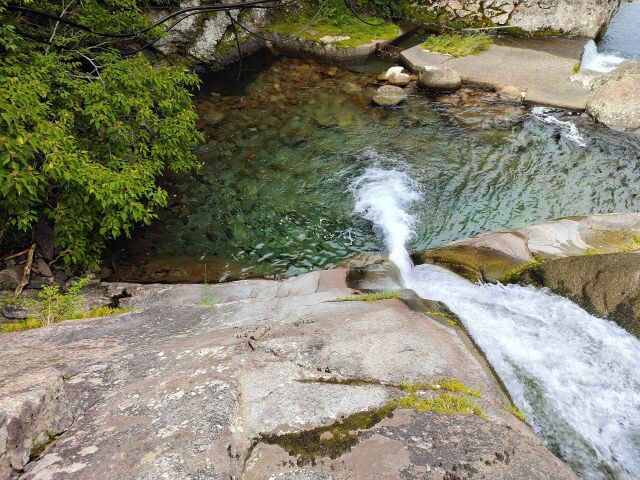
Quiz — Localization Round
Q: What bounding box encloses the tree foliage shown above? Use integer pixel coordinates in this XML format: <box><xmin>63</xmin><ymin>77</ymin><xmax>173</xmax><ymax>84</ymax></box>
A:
<box><xmin>0</xmin><ymin>0</ymin><xmax>203</xmax><ymax>267</ymax></box>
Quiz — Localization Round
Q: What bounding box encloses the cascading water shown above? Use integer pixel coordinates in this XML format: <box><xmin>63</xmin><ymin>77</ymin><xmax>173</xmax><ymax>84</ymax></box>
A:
<box><xmin>531</xmin><ymin>107</ymin><xmax>587</xmax><ymax>147</ymax></box>
<box><xmin>580</xmin><ymin>39</ymin><xmax>625</xmax><ymax>73</ymax></box>
<box><xmin>580</xmin><ymin>1</ymin><xmax>640</xmax><ymax>73</ymax></box>
<box><xmin>351</xmin><ymin>166</ymin><xmax>640</xmax><ymax>480</ymax></box>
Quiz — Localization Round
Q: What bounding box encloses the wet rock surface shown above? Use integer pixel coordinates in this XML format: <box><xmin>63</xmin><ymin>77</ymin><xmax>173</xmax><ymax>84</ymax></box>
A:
<box><xmin>517</xmin><ymin>252</ymin><xmax>640</xmax><ymax>336</ymax></box>
<box><xmin>0</xmin><ymin>269</ymin><xmax>577</xmax><ymax>479</ymax></box>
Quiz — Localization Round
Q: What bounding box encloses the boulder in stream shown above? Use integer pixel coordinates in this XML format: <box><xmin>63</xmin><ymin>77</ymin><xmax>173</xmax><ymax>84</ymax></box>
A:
<box><xmin>413</xmin><ymin>213</ymin><xmax>640</xmax><ymax>283</ymax></box>
<box><xmin>587</xmin><ymin>61</ymin><xmax>640</xmax><ymax>135</ymax></box>
<box><xmin>418</xmin><ymin>65</ymin><xmax>462</xmax><ymax>91</ymax></box>
<box><xmin>516</xmin><ymin>252</ymin><xmax>640</xmax><ymax>337</ymax></box>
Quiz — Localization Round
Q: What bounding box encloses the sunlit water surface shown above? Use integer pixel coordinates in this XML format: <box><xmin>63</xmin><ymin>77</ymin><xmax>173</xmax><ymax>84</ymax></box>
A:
<box><xmin>111</xmin><ymin>55</ymin><xmax>640</xmax><ymax>282</ymax></box>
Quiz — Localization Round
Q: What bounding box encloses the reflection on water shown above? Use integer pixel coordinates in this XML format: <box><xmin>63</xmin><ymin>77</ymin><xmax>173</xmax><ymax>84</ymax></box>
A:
<box><xmin>110</xmin><ymin>55</ymin><xmax>640</xmax><ymax>283</ymax></box>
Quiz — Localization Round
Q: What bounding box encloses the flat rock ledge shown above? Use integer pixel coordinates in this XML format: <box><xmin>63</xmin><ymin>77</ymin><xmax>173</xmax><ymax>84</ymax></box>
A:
<box><xmin>1</xmin><ymin>269</ymin><xmax>576</xmax><ymax>479</ymax></box>
<box><xmin>401</xmin><ymin>37</ymin><xmax>591</xmax><ymax>111</ymax></box>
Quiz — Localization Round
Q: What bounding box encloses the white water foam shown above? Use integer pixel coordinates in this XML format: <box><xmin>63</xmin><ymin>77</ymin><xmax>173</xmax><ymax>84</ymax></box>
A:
<box><xmin>351</xmin><ymin>166</ymin><xmax>640</xmax><ymax>479</ymax></box>
<box><xmin>349</xmin><ymin>167</ymin><xmax>419</xmax><ymax>280</ymax></box>
<box><xmin>581</xmin><ymin>39</ymin><xmax>625</xmax><ymax>74</ymax></box>
<box><xmin>531</xmin><ymin>106</ymin><xmax>587</xmax><ymax>147</ymax></box>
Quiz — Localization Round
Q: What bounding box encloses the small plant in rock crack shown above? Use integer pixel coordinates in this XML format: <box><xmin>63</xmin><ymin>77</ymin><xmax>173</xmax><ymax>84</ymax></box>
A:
<box><xmin>36</xmin><ymin>276</ymin><xmax>92</xmax><ymax>325</ymax></box>
<box><xmin>199</xmin><ymin>265</ymin><xmax>223</xmax><ymax>306</ymax></box>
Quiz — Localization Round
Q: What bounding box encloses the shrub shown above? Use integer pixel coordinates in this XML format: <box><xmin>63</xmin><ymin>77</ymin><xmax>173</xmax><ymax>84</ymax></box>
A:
<box><xmin>36</xmin><ymin>276</ymin><xmax>92</xmax><ymax>325</ymax></box>
<box><xmin>0</xmin><ymin>0</ymin><xmax>203</xmax><ymax>268</ymax></box>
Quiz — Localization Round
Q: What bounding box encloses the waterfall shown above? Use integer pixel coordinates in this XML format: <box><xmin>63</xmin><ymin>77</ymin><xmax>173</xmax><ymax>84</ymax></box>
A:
<box><xmin>531</xmin><ymin>107</ymin><xmax>587</xmax><ymax>147</ymax></box>
<box><xmin>351</xmin><ymin>166</ymin><xmax>640</xmax><ymax>480</ymax></box>
<box><xmin>349</xmin><ymin>167</ymin><xmax>419</xmax><ymax>281</ymax></box>
<box><xmin>580</xmin><ymin>39</ymin><xmax>625</xmax><ymax>73</ymax></box>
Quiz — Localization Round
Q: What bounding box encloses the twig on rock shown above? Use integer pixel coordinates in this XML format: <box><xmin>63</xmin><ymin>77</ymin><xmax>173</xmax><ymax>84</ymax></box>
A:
<box><xmin>15</xmin><ymin>243</ymin><xmax>36</xmax><ymax>296</ymax></box>
<box><xmin>4</xmin><ymin>248</ymin><xmax>32</xmax><ymax>262</ymax></box>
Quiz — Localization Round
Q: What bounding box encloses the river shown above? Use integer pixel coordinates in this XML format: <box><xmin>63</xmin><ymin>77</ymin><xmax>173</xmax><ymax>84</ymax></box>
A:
<box><xmin>352</xmin><ymin>165</ymin><xmax>640</xmax><ymax>480</ymax></box>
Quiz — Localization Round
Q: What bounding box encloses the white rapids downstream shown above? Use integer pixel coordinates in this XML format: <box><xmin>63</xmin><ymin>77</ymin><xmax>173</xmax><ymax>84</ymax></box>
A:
<box><xmin>351</xmin><ymin>167</ymin><xmax>640</xmax><ymax>480</ymax></box>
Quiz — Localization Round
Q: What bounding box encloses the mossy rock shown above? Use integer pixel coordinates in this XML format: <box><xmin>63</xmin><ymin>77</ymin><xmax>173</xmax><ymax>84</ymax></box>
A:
<box><xmin>412</xmin><ymin>244</ymin><xmax>527</xmax><ymax>283</ymax></box>
<box><xmin>515</xmin><ymin>252</ymin><xmax>640</xmax><ymax>337</ymax></box>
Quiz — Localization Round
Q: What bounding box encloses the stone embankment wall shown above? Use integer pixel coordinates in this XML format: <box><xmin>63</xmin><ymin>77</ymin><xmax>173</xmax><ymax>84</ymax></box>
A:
<box><xmin>408</xmin><ymin>0</ymin><xmax>620</xmax><ymax>37</ymax></box>
<box><xmin>150</xmin><ymin>0</ymin><xmax>268</xmax><ymax>67</ymax></box>
<box><xmin>152</xmin><ymin>0</ymin><xmax>621</xmax><ymax>69</ymax></box>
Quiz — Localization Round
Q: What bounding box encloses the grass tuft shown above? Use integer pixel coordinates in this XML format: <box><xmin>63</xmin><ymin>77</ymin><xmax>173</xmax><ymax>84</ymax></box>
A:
<box><xmin>421</xmin><ymin>33</ymin><xmax>493</xmax><ymax>57</ymax></box>
<box><xmin>1</xmin><ymin>306</ymin><xmax>131</xmax><ymax>334</ymax></box>
<box><xmin>506</xmin><ymin>404</ymin><xmax>527</xmax><ymax>422</ymax></box>
<box><xmin>0</xmin><ymin>317</ymin><xmax>44</xmax><ymax>333</ymax></box>
<box><xmin>332</xmin><ymin>291</ymin><xmax>401</xmax><ymax>302</ymax></box>
<box><xmin>395</xmin><ymin>392</ymin><xmax>486</xmax><ymax>418</ymax></box>
<box><xmin>399</xmin><ymin>379</ymin><xmax>481</xmax><ymax>398</ymax></box>
<box><xmin>266</xmin><ymin>9</ymin><xmax>398</xmax><ymax>48</ymax></box>
<box><xmin>70</xmin><ymin>306</ymin><xmax>132</xmax><ymax>319</ymax></box>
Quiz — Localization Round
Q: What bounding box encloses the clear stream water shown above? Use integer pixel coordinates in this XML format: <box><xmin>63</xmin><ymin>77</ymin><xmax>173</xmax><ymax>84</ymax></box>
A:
<box><xmin>112</xmin><ymin>55</ymin><xmax>640</xmax><ymax>282</ymax></box>
<box><xmin>352</xmin><ymin>167</ymin><xmax>640</xmax><ymax>480</ymax></box>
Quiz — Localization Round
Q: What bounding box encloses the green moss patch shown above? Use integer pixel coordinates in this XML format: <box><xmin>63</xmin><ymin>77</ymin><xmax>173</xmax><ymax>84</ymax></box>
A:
<box><xmin>501</xmin><ymin>27</ymin><xmax>565</xmax><ymax>38</ymax></box>
<box><xmin>261</xmin><ymin>379</ymin><xmax>485</xmax><ymax>464</ymax></box>
<box><xmin>261</xmin><ymin>402</ymin><xmax>397</xmax><ymax>464</ymax></box>
<box><xmin>505</xmin><ymin>404</ymin><xmax>527</xmax><ymax>423</ymax></box>
<box><xmin>332</xmin><ymin>291</ymin><xmax>401</xmax><ymax>302</ymax></box>
<box><xmin>0</xmin><ymin>307</ymin><xmax>131</xmax><ymax>334</ymax></box>
<box><xmin>30</xmin><ymin>429</ymin><xmax>59</xmax><ymax>461</ymax></box>
<box><xmin>499</xmin><ymin>260</ymin><xmax>543</xmax><ymax>284</ymax></box>
<box><xmin>421</xmin><ymin>33</ymin><xmax>493</xmax><ymax>57</ymax></box>
<box><xmin>266</xmin><ymin>4</ymin><xmax>398</xmax><ymax>48</ymax></box>
<box><xmin>400</xmin><ymin>378</ymin><xmax>481</xmax><ymax>398</ymax></box>
<box><xmin>425</xmin><ymin>310</ymin><xmax>459</xmax><ymax>326</ymax></box>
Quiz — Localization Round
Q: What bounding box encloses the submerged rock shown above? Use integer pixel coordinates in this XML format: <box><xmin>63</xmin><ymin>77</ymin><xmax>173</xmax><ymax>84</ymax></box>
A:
<box><xmin>319</xmin><ymin>35</ymin><xmax>350</xmax><ymax>44</ymax></box>
<box><xmin>587</xmin><ymin>61</ymin><xmax>640</xmax><ymax>135</ymax></box>
<box><xmin>418</xmin><ymin>65</ymin><xmax>462</xmax><ymax>91</ymax></box>
<box><xmin>372</xmin><ymin>85</ymin><xmax>407</xmax><ymax>106</ymax></box>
